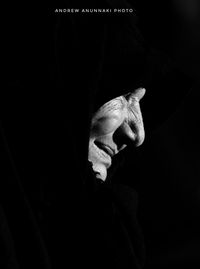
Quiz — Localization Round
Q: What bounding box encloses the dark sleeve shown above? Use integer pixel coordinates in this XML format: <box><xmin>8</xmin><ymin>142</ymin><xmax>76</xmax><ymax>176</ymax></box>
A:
<box><xmin>0</xmin><ymin>124</ymin><xmax>51</xmax><ymax>269</ymax></box>
<box><xmin>0</xmin><ymin>206</ymin><xmax>19</xmax><ymax>269</ymax></box>
<box><xmin>78</xmin><ymin>164</ymin><xmax>145</xmax><ymax>269</ymax></box>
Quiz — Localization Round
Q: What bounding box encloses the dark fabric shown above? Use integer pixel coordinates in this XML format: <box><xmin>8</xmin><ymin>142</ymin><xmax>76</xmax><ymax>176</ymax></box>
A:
<box><xmin>74</xmin><ymin>163</ymin><xmax>145</xmax><ymax>269</ymax></box>
<box><xmin>0</xmin><ymin>123</ymin><xmax>52</xmax><ymax>269</ymax></box>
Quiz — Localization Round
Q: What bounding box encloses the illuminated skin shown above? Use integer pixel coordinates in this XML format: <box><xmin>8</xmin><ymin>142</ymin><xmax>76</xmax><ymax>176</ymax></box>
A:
<box><xmin>88</xmin><ymin>87</ymin><xmax>146</xmax><ymax>181</ymax></box>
